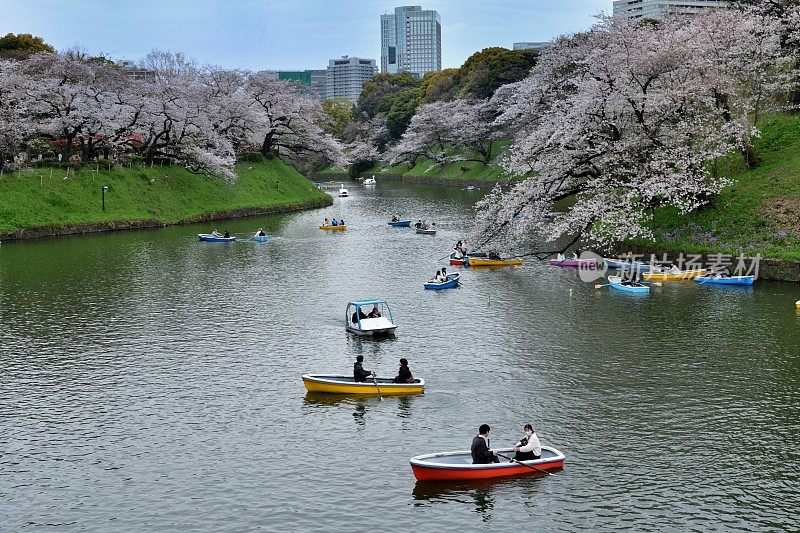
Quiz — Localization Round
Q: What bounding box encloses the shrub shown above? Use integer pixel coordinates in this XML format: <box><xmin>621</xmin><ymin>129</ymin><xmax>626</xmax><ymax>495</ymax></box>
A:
<box><xmin>239</xmin><ymin>151</ymin><xmax>264</xmax><ymax>163</ymax></box>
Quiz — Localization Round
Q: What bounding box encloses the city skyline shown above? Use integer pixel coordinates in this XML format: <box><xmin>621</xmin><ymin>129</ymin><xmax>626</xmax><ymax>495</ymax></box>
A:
<box><xmin>0</xmin><ymin>0</ymin><xmax>611</xmax><ymax>71</ymax></box>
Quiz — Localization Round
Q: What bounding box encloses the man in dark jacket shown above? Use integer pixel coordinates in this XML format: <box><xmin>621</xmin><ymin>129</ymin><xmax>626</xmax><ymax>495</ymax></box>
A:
<box><xmin>353</xmin><ymin>355</ymin><xmax>374</xmax><ymax>383</ymax></box>
<box><xmin>471</xmin><ymin>424</ymin><xmax>498</xmax><ymax>464</ymax></box>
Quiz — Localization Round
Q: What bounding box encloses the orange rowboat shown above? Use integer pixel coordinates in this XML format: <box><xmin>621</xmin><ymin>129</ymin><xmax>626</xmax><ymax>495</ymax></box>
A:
<box><xmin>410</xmin><ymin>446</ymin><xmax>565</xmax><ymax>481</ymax></box>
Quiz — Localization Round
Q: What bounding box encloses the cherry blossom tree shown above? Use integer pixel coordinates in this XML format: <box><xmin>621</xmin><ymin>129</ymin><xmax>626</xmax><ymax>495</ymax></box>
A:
<box><xmin>0</xmin><ymin>59</ymin><xmax>29</xmax><ymax>169</ymax></box>
<box><xmin>470</xmin><ymin>10</ymin><xmax>796</xmax><ymax>255</ymax></box>
<box><xmin>389</xmin><ymin>99</ymin><xmax>499</xmax><ymax>166</ymax></box>
<box><xmin>245</xmin><ymin>73</ymin><xmax>346</xmax><ymax>167</ymax></box>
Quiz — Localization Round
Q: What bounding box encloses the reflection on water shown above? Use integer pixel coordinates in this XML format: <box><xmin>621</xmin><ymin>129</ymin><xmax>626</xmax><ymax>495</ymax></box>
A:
<box><xmin>413</xmin><ymin>476</ymin><xmax>547</xmax><ymax>522</ymax></box>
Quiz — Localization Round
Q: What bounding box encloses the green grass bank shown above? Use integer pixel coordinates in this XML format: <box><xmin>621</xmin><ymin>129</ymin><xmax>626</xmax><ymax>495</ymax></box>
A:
<box><xmin>0</xmin><ymin>159</ymin><xmax>331</xmax><ymax>240</ymax></box>
<box><xmin>639</xmin><ymin>113</ymin><xmax>800</xmax><ymax>262</ymax></box>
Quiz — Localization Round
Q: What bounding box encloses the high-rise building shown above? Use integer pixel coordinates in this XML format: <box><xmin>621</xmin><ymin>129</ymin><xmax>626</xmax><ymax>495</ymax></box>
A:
<box><xmin>613</xmin><ymin>0</ymin><xmax>730</xmax><ymax>20</ymax></box>
<box><xmin>325</xmin><ymin>56</ymin><xmax>378</xmax><ymax>101</ymax></box>
<box><xmin>309</xmin><ymin>70</ymin><xmax>327</xmax><ymax>100</ymax></box>
<box><xmin>513</xmin><ymin>42</ymin><xmax>545</xmax><ymax>51</ymax></box>
<box><xmin>381</xmin><ymin>6</ymin><xmax>441</xmax><ymax>77</ymax></box>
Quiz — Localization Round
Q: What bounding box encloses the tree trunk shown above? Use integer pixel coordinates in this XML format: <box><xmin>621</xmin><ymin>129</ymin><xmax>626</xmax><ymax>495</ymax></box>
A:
<box><xmin>741</xmin><ymin>140</ymin><xmax>760</xmax><ymax>169</ymax></box>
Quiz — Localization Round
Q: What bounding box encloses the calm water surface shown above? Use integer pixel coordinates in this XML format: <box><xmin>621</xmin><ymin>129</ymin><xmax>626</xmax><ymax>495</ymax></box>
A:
<box><xmin>1</xmin><ymin>181</ymin><xmax>799</xmax><ymax>531</ymax></box>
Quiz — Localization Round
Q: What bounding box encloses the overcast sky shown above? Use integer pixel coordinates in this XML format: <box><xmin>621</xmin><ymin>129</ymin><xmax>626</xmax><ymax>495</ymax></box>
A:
<box><xmin>1</xmin><ymin>0</ymin><xmax>612</xmax><ymax>70</ymax></box>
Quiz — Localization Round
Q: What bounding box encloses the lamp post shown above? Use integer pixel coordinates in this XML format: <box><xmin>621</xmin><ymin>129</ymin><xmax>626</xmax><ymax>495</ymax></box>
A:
<box><xmin>101</xmin><ymin>185</ymin><xmax>108</xmax><ymax>211</ymax></box>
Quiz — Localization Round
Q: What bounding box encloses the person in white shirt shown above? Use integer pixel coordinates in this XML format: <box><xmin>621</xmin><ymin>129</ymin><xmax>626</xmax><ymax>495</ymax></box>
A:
<box><xmin>556</xmin><ymin>253</ymin><xmax>565</xmax><ymax>261</ymax></box>
<box><xmin>514</xmin><ymin>424</ymin><xmax>542</xmax><ymax>461</ymax></box>
<box><xmin>669</xmin><ymin>264</ymin><xmax>681</xmax><ymax>274</ymax></box>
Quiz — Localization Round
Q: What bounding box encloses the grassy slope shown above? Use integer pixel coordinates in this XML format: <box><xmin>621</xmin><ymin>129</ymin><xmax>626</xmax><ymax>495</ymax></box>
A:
<box><xmin>359</xmin><ymin>141</ymin><xmax>516</xmax><ymax>183</ymax></box>
<box><xmin>0</xmin><ymin>159</ymin><xmax>329</xmax><ymax>232</ymax></box>
<box><xmin>644</xmin><ymin>113</ymin><xmax>800</xmax><ymax>260</ymax></box>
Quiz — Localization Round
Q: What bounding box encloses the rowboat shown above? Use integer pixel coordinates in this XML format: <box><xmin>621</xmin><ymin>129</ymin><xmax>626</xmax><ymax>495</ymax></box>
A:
<box><xmin>302</xmin><ymin>374</ymin><xmax>424</xmax><ymax>395</ymax></box>
<box><xmin>416</xmin><ymin>228</ymin><xmax>437</xmax><ymax>235</ymax></box>
<box><xmin>388</xmin><ymin>220</ymin><xmax>412</xmax><ymax>227</ymax></box>
<box><xmin>608</xmin><ymin>275</ymin><xmax>650</xmax><ymax>294</ymax></box>
<box><xmin>604</xmin><ymin>258</ymin><xmax>652</xmax><ymax>272</ymax></box>
<box><xmin>346</xmin><ymin>300</ymin><xmax>397</xmax><ymax>336</ymax></box>
<box><xmin>450</xmin><ymin>252</ymin><xmax>487</xmax><ymax>266</ymax></box>
<box><xmin>339</xmin><ymin>185</ymin><xmax>349</xmax><ymax>197</ymax></box>
<box><xmin>198</xmin><ymin>233</ymin><xmax>235</xmax><ymax>243</ymax></box>
<box><xmin>549</xmin><ymin>258</ymin><xmax>597</xmax><ymax>268</ymax></box>
<box><xmin>695</xmin><ymin>275</ymin><xmax>755</xmax><ymax>286</ymax></box>
<box><xmin>319</xmin><ymin>225</ymin><xmax>347</xmax><ymax>231</ymax></box>
<box><xmin>643</xmin><ymin>269</ymin><xmax>704</xmax><ymax>281</ymax></box>
<box><xmin>424</xmin><ymin>272</ymin><xmax>460</xmax><ymax>290</ymax></box>
<box><xmin>467</xmin><ymin>257</ymin><xmax>523</xmax><ymax>267</ymax></box>
<box><xmin>252</xmin><ymin>235</ymin><xmax>268</xmax><ymax>243</ymax></box>
<box><xmin>410</xmin><ymin>446</ymin><xmax>565</xmax><ymax>481</ymax></box>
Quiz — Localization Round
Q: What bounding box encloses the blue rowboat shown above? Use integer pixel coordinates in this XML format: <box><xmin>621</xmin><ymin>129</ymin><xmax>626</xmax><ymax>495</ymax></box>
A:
<box><xmin>695</xmin><ymin>275</ymin><xmax>754</xmax><ymax>286</ymax></box>
<box><xmin>423</xmin><ymin>272</ymin><xmax>460</xmax><ymax>290</ymax></box>
<box><xmin>608</xmin><ymin>275</ymin><xmax>649</xmax><ymax>294</ymax></box>
<box><xmin>198</xmin><ymin>233</ymin><xmax>235</xmax><ymax>243</ymax></box>
<box><xmin>388</xmin><ymin>220</ymin><xmax>412</xmax><ymax>227</ymax></box>
<box><xmin>604</xmin><ymin>258</ymin><xmax>652</xmax><ymax>272</ymax></box>
<box><xmin>252</xmin><ymin>235</ymin><xmax>269</xmax><ymax>243</ymax></box>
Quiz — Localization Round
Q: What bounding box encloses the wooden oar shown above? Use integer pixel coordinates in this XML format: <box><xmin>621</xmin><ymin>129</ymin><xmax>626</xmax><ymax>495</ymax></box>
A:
<box><xmin>371</xmin><ymin>375</ymin><xmax>383</xmax><ymax>401</ymax></box>
<box><xmin>495</xmin><ymin>453</ymin><xmax>555</xmax><ymax>476</ymax></box>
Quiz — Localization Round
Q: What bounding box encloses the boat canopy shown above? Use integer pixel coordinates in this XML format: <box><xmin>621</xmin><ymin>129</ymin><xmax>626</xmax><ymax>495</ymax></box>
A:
<box><xmin>348</xmin><ymin>299</ymin><xmax>390</xmax><ymax>307</ymax></box>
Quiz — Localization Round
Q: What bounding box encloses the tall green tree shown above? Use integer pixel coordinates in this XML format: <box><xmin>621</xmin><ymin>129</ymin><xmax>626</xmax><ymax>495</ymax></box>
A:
<box><xmin>454</xmin><ymin>47</ymin><xmax>539</xmax><ymax>99</ymax></box>
<box><xmin>321</xmin><ymin>97</ymin><xmax>354</xmax><ymax>139</ymax></box>
<box><xmin>0</xmin><ymin>33</ymin><xmax>55</xmax><ymax>60</ymax></box>
<box><xmin>357</xmin><ymin>72</ymin><xmax>421</xmax><ymax>117</ymax></box>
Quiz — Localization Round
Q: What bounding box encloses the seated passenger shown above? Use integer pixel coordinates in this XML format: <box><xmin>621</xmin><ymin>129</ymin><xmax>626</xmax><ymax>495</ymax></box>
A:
<box><xmin>339</xmin><ymin>219</ymin><xmax>345</xmax><ymax>226</ymax></box>
<box><xmin>223</xmin><ymin>231</ymin><xmax>230</xmax><ymax>238</ymax></box>
<box><xmin>331</xmin><ymin>218</ymin><xmax>338</xmax><ymax>226</ymax></box>
<box><xmin>669</xmin><ymin>264</ymin><xmax>681</xmax><ymax>274</ymax></box>
<box><xmin>212</xmin><ymin>229</ymin><xmax>222</xmax><ymax>237</ymax></box>
<box><xmin>513</xmin><ymin>424</ymin><xmax>542</xmax><ymax>461</ymax></box>
<box><xmin>393</xmin><ymin>358</ymin><xmax>413</xmax><ymax>383</ymax></box>
<box><xmin>556</xmin><ymin>253</ymin><xmax>565</xmax><ymax>261</ymax></box>
<box><xmin>257</xmin><ymin>228</ymin><xmax>266</xmax><ymax>237</ymax></box>
<box><xmin>324</xmin><ymin>218</ymin><xmax>329</xmax><ymax>226</ymax></box>
<box><xmin>392</xmin><ymin>214</ymin><xmax>398</xmax><ymax>222</ymax></box>
<box><xmin>368</xmin><ymin>305</ymin><xmax>381</xmax><ymax>318</ymax></box>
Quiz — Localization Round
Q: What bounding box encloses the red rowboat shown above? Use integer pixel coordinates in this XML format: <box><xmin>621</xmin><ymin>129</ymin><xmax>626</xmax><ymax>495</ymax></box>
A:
<box><xmin>410</xmin><ymin>446</ymin><xmax>565</xmax><ymax>481</ymax></box>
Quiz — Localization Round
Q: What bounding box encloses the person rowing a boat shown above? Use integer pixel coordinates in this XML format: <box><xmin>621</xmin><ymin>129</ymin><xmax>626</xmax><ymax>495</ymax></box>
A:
<box><xmin>257</xmin><ymin>228</ymin><xmax>266</xmax><ymax>237</ymax></box>
<box><xmin>393</xmin><ymin>358</ymin><xmax>413</xmax><ymax>383</ymax></box>
<box><xmin>513</xmin><ymin>424</ymin><xmax>542</xmax><ymax>461</ymax></box>
<box><xmin>353</xmin><ymin>355</ymin><xmax>375</xmax><ymax>383</ymax></box>
<box><xmin>391</xmin><ymin>214</ymin><xmax>399</xmax><ymax>222</ymax></box>
<box><xmin>471</xmin><ymin>424</ymin><xmax>499</xmax><ymax>464</ymax></box>
<box><xmin>453</xmin><ymin>241</ymin><xmax>464</xmax><ymax>259</ymax></box>
<box><xmin>211</xmin><ymin>229</ymin><xmax>222</xmax><ymax>237</ymax></box>
<box><xmin>415</xmin><ymin>219</ymin><xmax>423</xmax><ymax>229</ymax></box>
<box><xmin>331</xmin><ymin>218</ymin><xmax>338</xmax><ymax>226</ymax></box>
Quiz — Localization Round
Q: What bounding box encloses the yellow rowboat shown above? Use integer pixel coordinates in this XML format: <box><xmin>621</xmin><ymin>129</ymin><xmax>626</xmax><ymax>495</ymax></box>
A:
<box><xmin>302</xmin><ymin>374</ymin><xmax>424</xmax><ymax>395</ymax></box>
<box><xmin>319</xmin><ymin>225</ymin><xmax>347</xmax><ymax>231</ymax></box>
<box><xmin>467</xmin><ymin>257</ymin><xmax>523</xmax><ymax>267</ymax></box>
<box><xmin>796</xmin><ymin>300</ymin><xmax>800</xmax><ymax>310</ymax></box>
<box><xmin>643</xmin><ymin>270</ymin><xmax>704</xmax><ymax>282</ymax></box>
